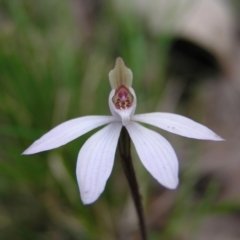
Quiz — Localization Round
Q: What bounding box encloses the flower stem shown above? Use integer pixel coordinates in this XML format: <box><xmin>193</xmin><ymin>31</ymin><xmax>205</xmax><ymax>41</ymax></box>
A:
<box><xmin>118</xmin><ymin>127</ymin><xmax>147</xmax><ymax>240</ymax></box>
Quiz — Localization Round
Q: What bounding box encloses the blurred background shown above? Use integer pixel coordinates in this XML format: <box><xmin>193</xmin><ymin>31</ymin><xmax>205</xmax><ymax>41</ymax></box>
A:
<box><xmin>1</xmin><ymin>0</ymin><xmax>240</xmax><ymax>239</ymax></box>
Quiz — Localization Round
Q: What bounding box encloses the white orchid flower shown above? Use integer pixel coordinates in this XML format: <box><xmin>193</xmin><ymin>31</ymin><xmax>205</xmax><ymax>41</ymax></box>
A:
<box><xmin>23</xmin><ymin>58</ymin><xmax>224</xmax><ymax>204</ymax></box>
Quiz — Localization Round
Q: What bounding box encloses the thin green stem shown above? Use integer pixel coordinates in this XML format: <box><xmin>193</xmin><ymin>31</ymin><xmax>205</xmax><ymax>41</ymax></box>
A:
<box><xmin>118</xmin><ymin>127</ymin><xmax>147</xmax><ymax>240</ymax></box>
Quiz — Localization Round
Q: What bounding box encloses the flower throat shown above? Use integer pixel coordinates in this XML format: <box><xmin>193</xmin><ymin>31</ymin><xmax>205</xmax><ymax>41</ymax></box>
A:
<box><xmin>112</xmin><ymin>85</ymin><xmax>133</xmax><ymax>110</ymax></box>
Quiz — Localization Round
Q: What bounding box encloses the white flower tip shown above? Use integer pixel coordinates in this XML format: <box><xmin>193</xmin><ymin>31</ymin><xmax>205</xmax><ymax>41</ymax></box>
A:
<box><xmin>22</xmin><ymin>146</ymin><xmax>35</xmax><ymax>155</ymax></box>
<box><xmin>214</xmin><ymin>134</ymin><xmax>225</xmax><ymax>141</ymax></box>
<box><xmin>22</xmin><ymin>140</ymin><xmax>48</xmax><ymax>155</ymax></box>
<box><xmin>80</xmin><ymin>184</ymin><xmax>104</xmax><ymax>205</ymax></box>
<box><xmin>81</xmin><ymin>193</ymin><xmax>97</xmax><ymax>205</ymax></box>
<box><xmin>169</xmin><ymin>182</ymin><xmax>178</xmax><ymax>190</ymax></box>
<box><xmin>204</xmin><ymin>132</ymin><xmax>225</xmax><ymax>141</ymax></box>
<box><xmin>109</xmin><ymin>57</ymin><xmax>133</xmax><ymax>89</ymax></box>
<box><xmin>164</xmin><ymin>178</ymin><xmax>179</xmax><ymax>190</ymax></box>
<box><xmin>22</xmin><ymin>150</ymin><xmax>29</xmax><ymax>155</ymax></box>
<box><xmin>80</xmin><ymin>189</ymin><xmax>104</xmax><ymax>205</ymax></box>
<box><xmin>22</xmin><ymin>148</ymin><xmax>39</xmax><ymax>155</ymax></box>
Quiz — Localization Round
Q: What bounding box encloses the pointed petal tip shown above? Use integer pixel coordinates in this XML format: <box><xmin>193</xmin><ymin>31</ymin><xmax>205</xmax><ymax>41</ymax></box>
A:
<box><xmin>21</xmin><ymin>150</ymin><xmax>28</xmax><ymax>155</ymax></box>
<box><xmin>81</xmin><ymin>191</ymin><xmax>100</xmax><ymax>205</ymax></box>
<box><xmin>214</xmin><ymin>135</ymin><xmax>225</xmax><ymax>141</ymax></box>
<box><xmin>204</xmin><ymin>133</ymin><xmax>225</xmax><ymax>141</ymax></box>
<box><xmin>22</xmin><ymin>147</ymin><xmax>33</xmax><ymax>155</ymax></box>
<box><xmin>82</xmin><ymin>201</ymin><xmax>92</xmax><ymax>205</ymax></box>
<box><xmin>165</xmin><ymin>178</ymin><xmax>179</xmax><ymax>190</ymax></box>
<box><xmin>21</xmin><ymin>142</ymin><xmax>44</xmax><ymax>155</ymax></box>
<box><xmin>21</xmin><ymin>147</ymin><xmax>39</xmax><ymax>155</ymax></box>
<box><xmin>114</xmin><ymin>57</ymin><xmax>126</xmax><ymax>71</ymax></box>
<box><xmin>81</xmin><ymin>195</ymin><xmax>96</xmax><ymax>205</ymax></box>
<box><xmin>79</xmin><ymin>186</ymin><xmax>103</xmax><ymax>205</ymax></box>
<box><xmin>116</xmin><ymin>56</ymin><xmax>124</xmax><ymax>65</ymax></box>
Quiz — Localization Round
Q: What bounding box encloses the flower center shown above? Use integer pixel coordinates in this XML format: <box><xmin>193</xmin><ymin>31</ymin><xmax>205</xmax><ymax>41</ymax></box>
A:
<box><xmin>112</xmin><ymin>85</ymin><xmax>133</xmax><ymax>110</ymax></box>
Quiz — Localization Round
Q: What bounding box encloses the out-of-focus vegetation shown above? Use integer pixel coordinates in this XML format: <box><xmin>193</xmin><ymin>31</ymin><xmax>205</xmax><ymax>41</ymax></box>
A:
<box><xmin>1</xmin><ymin>0</ymin><xmax>240</xmax><ymax>239</ymax></box>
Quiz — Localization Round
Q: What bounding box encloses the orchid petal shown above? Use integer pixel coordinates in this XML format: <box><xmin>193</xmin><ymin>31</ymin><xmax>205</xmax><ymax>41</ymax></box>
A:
<box><xmin>126</xmin><ymin>122</ymin><xmax>178</xmax><ymax>189</ymax></box>
<box><xmin>133</xmin><ymin>113</ymin><xmax>224</xmax><ymax>141</ymax></box>
<box><xmin>77</xmin><ymin>122</ymin><xmax>122</xmax><ymax>204</ymax></box>
<box><xmin>109</xmin><ymin>87</ymin><xmax>137</xmax><ymax>126</ymax></box>
<box><xmin>23</xmin><ymin>116</ymin><xmax>115</xmax><ymax>154</ymax></box>
<box><xmin>109</xmin><ymin>57</ymin><xmax>133</xmax><ymax>89</ymax></box>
